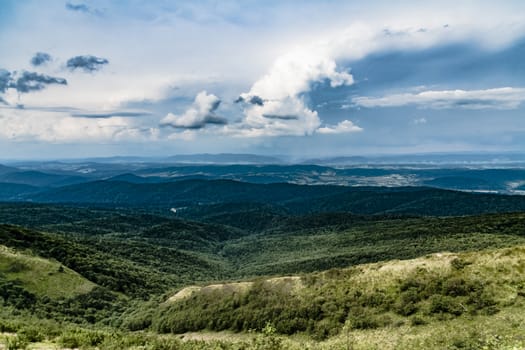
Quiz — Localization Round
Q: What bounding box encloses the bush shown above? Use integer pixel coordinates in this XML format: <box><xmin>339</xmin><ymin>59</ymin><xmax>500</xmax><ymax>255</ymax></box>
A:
<box><xmin>428</xmin><ymin>295</ymin><xmax>464</xmax><ymax>316</ymax></box>
<box><xmin>0</xmin><ymin>320</ymin><xmax>19</xmax><ymax>333</ymax></box>
<box><xmin>18</xmin><ymin>326</ymin><xmax>44</xmax><ymax>343</ymax></box>
<box><xmin>442</xmin><ymin>277</ymin><xmax>480</xmax><ymax>297</ymax></box>
<box><xmin>58</xmin><ymin>329</ymin><xmax>106</xmax><ymax>348</ymax></box>
<box><xmin>450</xmin><ymin>258</ymin><xmax>471</xmax><ymax>270</ymax></box>
<box><xmin>395</xmin><ymin>288</ymin><xmax>421</xmax><ymax>316</ymax></box>
<box><xmin>347</xmin><ymin>307</ymin><xmax>391</xmax><ymax>331</ymax></box>
<box><xmin>410</xmin><ymin>315</ymin><xmax>427</xmax><ymax>326</ymax></box>
<box><xmin>251</xmin><ymin>322</ymin><xmax>283</xmax><ymax>350</ymax></box>
<box><xmin>467</xmin><ymin>289</ymin><xmax>498</xmax><ymax>313</ymax></box>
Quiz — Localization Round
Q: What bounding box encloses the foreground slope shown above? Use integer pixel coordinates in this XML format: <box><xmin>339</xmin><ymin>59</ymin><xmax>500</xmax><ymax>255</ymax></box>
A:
<box><xmin>0</xmin><ymin>214</ymin><xmax>525</xmax><ymax>348</ymax></box>
<box><xmin>150</xmin><ymin>245</ymin><xmax>525</xmax><ymax>348</ymax></box>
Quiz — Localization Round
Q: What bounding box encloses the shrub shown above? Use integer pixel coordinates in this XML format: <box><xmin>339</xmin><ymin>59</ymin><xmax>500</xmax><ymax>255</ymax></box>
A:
<box><xmin>410</xmin><ymin>315</ymin><xmax>427</xmax><ymax>326</ymax></box>
<box><xmin>251</xmin><ymin>322</ymin><xmax>283</xmax><ymax>350</ymax></box>
<box><xmin>442</xmin><ymin>277</ymin><xmax>480</xmax><ymax>297</ymax></box>
<box><xmin>428</xmin><ymin>295</ymin><xmax>464</xmax><ymax>316</ymax></box>
<box><xmin>347</xmin><ymin>307</ymin><xmax>391</xmax><ymax>330</ymax></box>
<box><xmin>58</xmin><ymin>329</ymin><xmax>106</xmax><ymax>348</ymax></box>
<box><xmin>395</xmin><ymin>288</ymin><xmax>421</xmax><ymax>316</ymax></box>
<box><xmin>450</xmin><ymin>258</ymin><xmax>471</xmax><ymax>270</ymax></box>
<box><xmin>311</xmin><ymin>318</ymin><xmax>341</xmax><ymax>341</ymax></box>
<box><xmin>0</xmin><ymin>320</ymin><xmax>19</xmax><ymax>333</ymax></box>
<box><xmin>18</xmin><ymin>326</ymin><xmax>44</xmax><ymax>343</ymax></box>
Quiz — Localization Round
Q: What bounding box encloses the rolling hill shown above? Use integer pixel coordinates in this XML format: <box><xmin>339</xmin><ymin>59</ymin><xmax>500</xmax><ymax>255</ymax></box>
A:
<box><xmin>14</xmin><ymin>179</ymin><xmax>525</xmax><ymax>217</ymax></box>
<box><xmin>153</xmin><ymin>244</ymin><xmax>525</xmax><ymax>349</ymax></box>
<box><xmin>0</xmin><ymin>244</ymin><xmax>95</xmax><ymax>300</ymax></box>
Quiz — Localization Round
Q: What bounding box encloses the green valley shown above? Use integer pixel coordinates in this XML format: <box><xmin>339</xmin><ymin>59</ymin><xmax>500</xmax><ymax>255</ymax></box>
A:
<box><xmin>1</xmin><ymin>187</ymin><xmax>525</xmax><ymax>349</ymax></box>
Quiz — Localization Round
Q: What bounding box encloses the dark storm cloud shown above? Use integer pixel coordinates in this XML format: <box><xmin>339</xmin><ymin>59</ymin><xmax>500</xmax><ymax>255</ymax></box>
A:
<box><xmin>30</xmin><ymin>52</ymin><xmax>52</xmax><ymax>66</ymax></box>
<box><xmin>209</xmin><ymin>99</ymin><xmax>221</xmax><ymax>112</ymax></box>
<box><xmin>186</xmin><ymin>115</ymin><xmax>228</xmax><ymax>129</ymax></box>
<box><xmin>71</xmin><ymin>111</ymin><xmax>151</xmax><ymax>118</ymax></box>
<box><xmin>249</xmin><ymin>95</ymin><xmax>264</xmax><ymax>106</ymax></box>
<box><xmin>65</xmin><ymin>2</ymin><xmax>90</xmax><ymax>12</ymax></box>
<box><xmin>262</xmin><ymin>114</ymin><xmax>299</xmax><ymax>120</ymax></box>
<box><xmin>11</xmin><ymin>71</ymin><xmax>67</xmax><ymax>93</ymax></box>
<box><xmin>161</xmin><ymin>114</ymin><xmax>228</xmax><ymax>130</ymax></box>
<box><xmin>234</xmin><ymin>95</ymin><xmax>265</xmax><ymax>106</ymax></box>
<box><xmin>0</xmin><ymin>69</ymin><xmax>11</xmax><ymax>93</ymax></box>
<box><xmin>66</xmin><ymin>55</ymin><xmax>109</xmax><ymax>72</ymax></box>
<box><xmin>65</xmin><ymin>2</ymin><xmax>104</xmax><ymax>16</ymax></box>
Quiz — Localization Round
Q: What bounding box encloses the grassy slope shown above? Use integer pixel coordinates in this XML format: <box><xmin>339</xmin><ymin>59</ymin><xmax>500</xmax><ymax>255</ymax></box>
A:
<box><xmin>152</xmin><ymin>244</ymin><xmax>525</xmax><ymax>349</ymax></box>
<box><xmin>3</xmin><ymin>244</ymin><xmax>525</xmax><ymax>349</ymax></box>
<box><xmin>0</xmin><ymin>209</ymin><xmax>525</xmax><ymax>348</ymax></box>
<box><xmin>0</xmin><ymin>224</ymin><xmax>225</xmax><ymax>298</ymax></box>
<box><xmin>0</xmin><ymin>245</ymin><xmax>95</xmax><ymax>299</ymax></box>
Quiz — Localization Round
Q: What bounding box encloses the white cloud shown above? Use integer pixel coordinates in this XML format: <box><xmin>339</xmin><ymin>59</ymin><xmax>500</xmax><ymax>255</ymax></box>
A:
<box><xmin>234</xmin><ymin>18</ymin><xmax>522</xmax><ymax>138</ymax></box>
<box><xmin>353</xmin><ymin>87</ymin><xmax>525</xmax><ymax>110</ymax></box>
<box><xmin>236</xmin><ymin>41</ymin><xmax>355</xmax><ymax>137</ymax></box>
<box><xmin>161</xmin><ymin>91</ymin><xmax>226</xmax><ymax>129</ymax></box>
<box><xmin>232</xmin><ymin>97</ymin><xmax>321</xmax><ymax>137</ymax></box>
<box><xmin>317</xmin><ymin>120</ymin><xmax>363</xmax><ymax>134</ymax></box>
<box><xmin>167</xmin><ymin>130</ymin><xmax>196</xmax><ymax>141</ymax></box>
<box><xmin>243</xmin><ymin>50</ymin><xmax>353</xmax><ymax>101</ymax></box>
<box><xmin>0</xmin><ymin>108</ymin><xmax>153</xmax><ymax>142</ymax></box>
<box><xmin>4</xmin><ymin>1</ymin><xmax>525</xmax><ymax>145</ymax></box>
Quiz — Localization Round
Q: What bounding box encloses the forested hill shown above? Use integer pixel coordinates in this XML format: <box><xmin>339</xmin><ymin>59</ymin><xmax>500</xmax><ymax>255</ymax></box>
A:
<box><xmin>14</xmin><ymin>179</ymin><xmax>525</xmax><ymax>216</ymax></box>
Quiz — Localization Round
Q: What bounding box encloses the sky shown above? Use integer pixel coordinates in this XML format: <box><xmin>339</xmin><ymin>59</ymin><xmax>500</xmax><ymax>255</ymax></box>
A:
<box><xmin>1</xmin><ymin>0</ymin><xmax>525</xmax><ymax>159</ymax></box>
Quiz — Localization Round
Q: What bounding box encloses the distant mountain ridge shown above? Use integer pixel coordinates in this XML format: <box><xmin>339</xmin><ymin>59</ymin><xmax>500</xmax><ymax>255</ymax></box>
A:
<box><xmin>165</xmin><ymin>153</ymin><xmax>284</xmax><ymax>164</ymax></box>
<box><xmin>2</xmin><ymin>158</ymin><xmax>525</xmax><ymax>199</ymax></box>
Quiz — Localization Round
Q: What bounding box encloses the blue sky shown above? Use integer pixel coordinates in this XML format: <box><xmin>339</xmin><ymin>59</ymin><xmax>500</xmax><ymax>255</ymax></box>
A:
<box><xmin>1</xmin><ymin>0</ymin><xmax>525</xmax><ymax>159</ymax></box>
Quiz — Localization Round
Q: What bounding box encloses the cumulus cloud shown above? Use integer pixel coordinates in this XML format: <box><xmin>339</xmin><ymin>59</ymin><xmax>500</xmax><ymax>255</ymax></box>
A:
<box><xmin>161</xmin><ymin>91</ymin><xmax>227</xmax><ymax>129</ymax></box>
<box><xmin>66</xmin><ymin>55</ymin><xmax>109</xmax><ymax>72</ymax></box>
<box><xmin>244</xmin><ymin>50</ymin><xmax>354</xmax><ymax>101</ymax></box>
<box><xmin>232</xmin><ymin>19</ymin><xmax>522</xmax><ymax>138</ymax></box>
<box><xmin>353</xmin><ymin>87</ymin><xmax>525</xmax><ymax>110</ymax></box>
<box><xmin>236</xmin><ymin>48</ymin><xmax>355</xmax><ymax>137</ymax></box>
<box><xmin>317</xmin><ymin>120</ymin><xmax>363</xmax><ymax>134</ymax></box>
<box><xmin>30</xmin><ymin>52</ymin><xmax>52</xmax><ymax>66</ymax></box>
<box><xmin>0</xmin><ymin>108</ymin><xmax>154</xmax><ymax>142</ymax></box>
<box><xmin>10</xmin><ymin>71</ymin><xmax>67</xmax><ymax>93</ymax></box>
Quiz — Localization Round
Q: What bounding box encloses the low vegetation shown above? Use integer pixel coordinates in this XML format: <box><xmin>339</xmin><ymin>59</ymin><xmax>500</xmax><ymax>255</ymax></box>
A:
<box><xmin>1</xmin><ymin>245</ymin><xmax>525</xmax><ymax>349</ymax></box>
<box><xmin>151</xmin><ymin>245</ymin><xmax>525</xmax><ymax>341</ymax></box>
<box><xmin>1</xmin><ymin>197</ymin><xmax>525</xmax><ymax>349</ymax></box>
